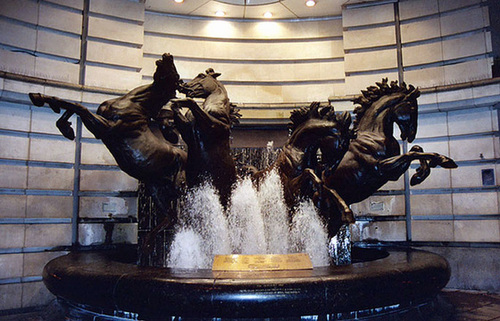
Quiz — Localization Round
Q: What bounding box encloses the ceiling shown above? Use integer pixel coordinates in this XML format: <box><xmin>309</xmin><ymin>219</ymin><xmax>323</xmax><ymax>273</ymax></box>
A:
<box><xmin>145</xmin><ymin>0</ymin><xmax>354</xmax><ymax>20</ymax></box>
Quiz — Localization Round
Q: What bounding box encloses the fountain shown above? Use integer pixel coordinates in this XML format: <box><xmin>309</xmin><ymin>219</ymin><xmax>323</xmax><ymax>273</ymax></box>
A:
<box><xmin>32</xmin><ymin>54</ymin><xmax>456</xmax><ymax>320</ymax></box>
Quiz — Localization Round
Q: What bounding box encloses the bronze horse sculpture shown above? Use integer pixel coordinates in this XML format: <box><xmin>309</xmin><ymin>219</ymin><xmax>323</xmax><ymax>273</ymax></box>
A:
<box><xmin>307</xmin><ymin>79</ymin><xmax>457</xmax><ymax>224</ymax></box>
<box><xmin>29</xmin><ymin>53</ymin><xmax>186</xmax><ymax>224</ymax></box>
<box><xmin>250</xmin><ymin>101</ymin><xmax>354</xmax><ymax>236</ymax></box>
<box><xmin>170</xmin><ymin>68</ymin><xmax>240</xmax><ymax>208</ymax></box>
<box><xmin>28</xmin><ymin>51</ymin><xmax>457</xmax><ymax>262</ymax></box>
<box><xmin>270</xmin><ymin>79</ymin><xmax>457</xmax><ymax>237</ymax></box>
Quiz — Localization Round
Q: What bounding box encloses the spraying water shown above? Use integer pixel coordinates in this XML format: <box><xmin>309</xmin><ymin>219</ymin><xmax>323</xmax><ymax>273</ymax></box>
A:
<box><xmin>167</xmin><ymin>169</ymin><xmax>331</xmax><ymax>268</ymax></box>
<box><xmin>290</xmin><ymin>200</ymin><xmax>330</xmax><ymax>267</ymax></box>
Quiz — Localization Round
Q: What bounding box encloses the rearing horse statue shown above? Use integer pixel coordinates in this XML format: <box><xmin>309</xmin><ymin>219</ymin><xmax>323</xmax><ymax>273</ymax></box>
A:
<box><xmin>324</xmin><ymin>79</ymin><xmax>457</xmax><ymax>205</ymax></box>
<box><xmin>170</xmin><ymin>68</ymin><xmax>240</xmax><ymax>208</ymax></box>
<box><xmin>250</xmin><ymin>102</ymin><xmax>354</xmax><ymax>236</ymax></box>
<box><xmin>28</xmin><ymin>53</ymin><xmax>187</xmax><ymax>221</ymax></box>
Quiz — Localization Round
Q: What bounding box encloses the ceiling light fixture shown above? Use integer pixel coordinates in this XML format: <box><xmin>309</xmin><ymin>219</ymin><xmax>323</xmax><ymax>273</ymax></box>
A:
<box><xmin>305</xmin><ymin>0</ymin><xmax>316</xmax><ymax>7</ymax></box>
<box><xmin>215</xmin><ymin>10</ymin><xmax>226</xmax><ymax>17</ymax></box>
<box><xmin>263</xmin><ymin>11</ymin><xmax>273</xmax><ymax>18</ymax></box>
<box><xmin>174</xmin><ymin>0</ymin><xmax>184</xmax><ymax>3</ymax></box>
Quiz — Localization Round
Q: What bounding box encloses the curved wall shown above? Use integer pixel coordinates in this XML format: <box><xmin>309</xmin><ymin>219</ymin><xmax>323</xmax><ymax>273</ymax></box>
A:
<box><xmin>0</xmin><ymin>0</ymin><xmax>499</xmax><ymax>311</ymax></box>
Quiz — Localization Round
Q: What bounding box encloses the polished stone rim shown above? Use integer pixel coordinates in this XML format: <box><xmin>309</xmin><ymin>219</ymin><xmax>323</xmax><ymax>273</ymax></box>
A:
<box><xmin>43</xmin><ymin>247</ymin><xmax>450</xmax><ymax>319</ymax></box>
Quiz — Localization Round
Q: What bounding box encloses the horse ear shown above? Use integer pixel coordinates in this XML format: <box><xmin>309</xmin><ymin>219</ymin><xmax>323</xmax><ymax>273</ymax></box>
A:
<box><xmin>206</xmin><ymin>68</ymin><xmax>222</xmax><ymax>78</ymax></box>
<box><xmin>339</xmin><ymin>111</ymin><xmax>352</xmax><ymax>128</ymax></box>
<box><xmin>406</xmin><ymin>86</ymin><xmax>421</xmax><ymax>100</ymax></box>
<box><xmin>309</xmin><ymin>101</ymin><xmax>320</xmax><ymax>118</ymax></box>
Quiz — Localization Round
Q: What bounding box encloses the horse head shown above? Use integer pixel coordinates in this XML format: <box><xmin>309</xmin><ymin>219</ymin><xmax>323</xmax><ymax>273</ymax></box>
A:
<box><xmin>391</xmin><ymin>88</ymin><xmax>420</xmax><ymax>142</ymax></box>
<box><xmin>289</xmin><ymin>102</ymin><xmax>352</xmax><ymax>171</ymax></box>
<box><xmin>153</xmin><ymin>53</ymin><xmax>181</xmax><ymax>97</ymax></box>
<box><xmin>178</xmin><ymin>68</ymin><xmax>224</xmax><ymax>99</ymax></box>
<box><xmin>353</xmin><ymin>79</ymin><xmax>420</xmax><ymax>143</ymax></box>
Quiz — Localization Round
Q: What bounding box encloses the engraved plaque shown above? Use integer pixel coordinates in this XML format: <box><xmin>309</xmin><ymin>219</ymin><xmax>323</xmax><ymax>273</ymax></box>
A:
<box><xmin>212</xmin><ymin>253</ymin><xmax>313</xmax><ymax>271</ymax></box>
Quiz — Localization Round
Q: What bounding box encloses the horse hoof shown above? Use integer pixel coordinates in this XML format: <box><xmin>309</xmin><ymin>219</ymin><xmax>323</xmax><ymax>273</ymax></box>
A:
<box><xmin>410</xmin><ymin>145</ymin><xmax>423</xmax><ymax>152</ymax></box>
<box><xmin>410</xmin><ymin>175</ymin><xmax>424</xmax><ymax>186</ymax></box>
<box><xmin>441</xmin><ymin>158</ymin><xmax>458</xmax><ymax>168</ymax></box>
<box><xmin>57</xmin><ymin>120</ymin><xmax>75</xmax><ymax>140</ymax></box>
<box><xmin>29</xmin><ymin>93</ymin><xmax>47</xmax><ymax>108</ymax></box>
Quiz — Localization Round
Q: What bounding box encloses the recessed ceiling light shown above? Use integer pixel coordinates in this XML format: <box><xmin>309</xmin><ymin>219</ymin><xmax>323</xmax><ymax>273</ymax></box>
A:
<box><xmin>215</xmin><ymin>10</ymin><xmax>226</xmax><ymax>17</ymax></box>
<box><xmin>305</xmin><ymin>0</ymin><xmax>316</xmax><ymax>7</ymax></box>
<box><xmin>174</xmin><ymin>0</ymin><xmax>184</xmax><ymax>3</ymax></box>
<box><xmin>263</xmin><ymin>11</ymin><xmax>273</xmax><ymax>18</ymax></box>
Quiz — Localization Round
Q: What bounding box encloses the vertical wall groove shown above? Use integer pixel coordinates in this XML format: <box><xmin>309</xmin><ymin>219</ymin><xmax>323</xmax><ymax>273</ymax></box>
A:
<box><xmin>72</xmin><ymin>0</ymin><xmax>91</xmax><ymax>246</ymax></box>
<box><xmin>72</xmin><ymin>118</ymin><xmax>82</xmax><ymax>246</ymax></box>
<box><xmin>79</xmin><ymin>0</ymin><xmax>90</xmax><ymax>86</ymax></box>
<box><xmin>395</xmin><ymin>0</ymin><xmax>412</xmax><ymax>241</ymax></box>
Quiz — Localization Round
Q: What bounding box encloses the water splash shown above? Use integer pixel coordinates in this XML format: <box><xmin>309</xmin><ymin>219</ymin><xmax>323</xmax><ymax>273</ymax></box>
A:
<box><xmin>290</xmin><ymin>200</ymin><xmax>330</xmax><ymax>266</ymax></box>
<box><xmin>228</xmin><ymin>177</ymin><xmax>267</xmax><ymax>254</ymax></box>
<box><xmin>167</xmin><ymin>169</ymin><xmax>330</xmax><ymax>268</ymax></box>
<box><xmin>329</xmin><ymin>224</ymin><xmax>351</xmax><ymax>266</ymax></box>
<box><xmin>258</xmin><ymin>170</ymin><xmax>290</xmax><ymax>254</ymax></box>
<box><xmin>167</xmin><ymin>181</ymin><xmax>231</xmax><ymax>268</ymax></box>
<box><xmin>167</xmin><ymin>228</ymin><xmax>208</xmax><ymax>269</ymax></box>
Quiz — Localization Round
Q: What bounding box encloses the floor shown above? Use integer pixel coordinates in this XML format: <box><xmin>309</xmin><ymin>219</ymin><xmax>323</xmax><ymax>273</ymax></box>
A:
<box><xmin>0</xmin><ymin>290</ymin><xmax>499</xmax><ymax>321</ymax></box>
<box><xmin>440</xmin><ymin>290</ymin><xmax>500</xmax><ymax>321</ymax></box>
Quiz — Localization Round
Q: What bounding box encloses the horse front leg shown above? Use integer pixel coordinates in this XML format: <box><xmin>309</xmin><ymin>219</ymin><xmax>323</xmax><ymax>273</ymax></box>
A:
<box><xmin>291</xmin><ymin>168</ymin><xmax>354</xmax><ymax>226</ymax></box>
<box><xmin>169</xmin><ymin>100</ymin><xmax>193</xmax><ymax>142</ymax></box>
<box><xmin>378</xmin><ymin>145</ymin><xmax>457</xmax><ymax>185</ymax></box>
<box><xmin>172</xmin><ymin>98</ymin><xmax>230</xmax><ymax>133</ymax></box>
<box><xmin>29</xmin><ymin>93</ymin><xmax>111</xmax><ymax>139</ymax></box>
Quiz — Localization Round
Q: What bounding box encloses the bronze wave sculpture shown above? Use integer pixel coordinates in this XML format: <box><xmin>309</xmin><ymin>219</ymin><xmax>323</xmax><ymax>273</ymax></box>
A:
<box><xmin>29</xmin><ymin>54</ymin><xmax>457</xmax><ymax>252</ymax></box>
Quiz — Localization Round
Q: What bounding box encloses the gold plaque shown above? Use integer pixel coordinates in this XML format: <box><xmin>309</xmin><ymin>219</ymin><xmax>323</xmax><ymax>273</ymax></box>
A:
<box><xmin>212</xmin><ymin>253</ymin><xmax>313</xmax><ymax>271</ymax></box>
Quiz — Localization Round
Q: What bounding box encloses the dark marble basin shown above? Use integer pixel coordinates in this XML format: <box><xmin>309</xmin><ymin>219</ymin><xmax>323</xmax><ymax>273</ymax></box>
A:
<box><xmin>43</xmin><ymin>247</ymin><xmax>449</xmax><ymax>319</ymax></box>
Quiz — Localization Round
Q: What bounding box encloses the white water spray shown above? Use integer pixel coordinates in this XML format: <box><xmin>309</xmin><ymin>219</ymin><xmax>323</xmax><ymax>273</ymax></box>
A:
<box><xmin>167</xmin><ymin>169</ymin><xmax>330</xmax><ymax>268</ymax></box>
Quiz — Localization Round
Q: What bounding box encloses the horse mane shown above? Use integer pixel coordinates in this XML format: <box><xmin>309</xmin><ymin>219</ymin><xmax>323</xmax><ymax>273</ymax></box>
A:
<box><xmin>352</xmin><ymin>78</ymin><xmax>419</xmax><ymax>130</ymax></box>
<box><xmin>289</xmin><ymin>102</ymin><xmax>338</xmax><ymax>132</ymax></box>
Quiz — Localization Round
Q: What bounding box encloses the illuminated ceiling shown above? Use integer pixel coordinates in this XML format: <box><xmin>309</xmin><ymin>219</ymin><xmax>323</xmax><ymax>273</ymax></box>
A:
<box><xmin>145</xmin><ymin>0</ymin><xmax>354</xmax><ymax>19</ymax></box>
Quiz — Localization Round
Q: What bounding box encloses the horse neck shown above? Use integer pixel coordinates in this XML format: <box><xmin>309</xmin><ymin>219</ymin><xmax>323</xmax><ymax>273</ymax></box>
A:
<box><xmin>130</xmin><ymin>83</ymin><xmax>173</xmax><ymax>116</ymax></box>
<box><xmin>356</xmin><ymin>104</ymin><xmax>394</xmax><ymax>138</ymax></box>
<box><xmin>203</xmin><ymin>86</ymin><xmax>230</xmax><ymax>114</ymax></box>
<box><xmin>288</xmin><ymin>129</ymin><xmax>314</xmax><ymax>152</ymax></box>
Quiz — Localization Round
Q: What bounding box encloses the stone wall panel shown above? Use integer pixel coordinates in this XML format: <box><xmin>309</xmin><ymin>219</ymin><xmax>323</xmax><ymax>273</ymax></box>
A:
<box><xmin>0</xmin><ymin>253</ymin><xmax>23</xmax><ymax>279</ymax></box>
<box><xmin>87</xmin><ymin>40</ymin><xmax>143</xmax><ymax>69</ymax></box>
<box><xmin>0</xmin><ymin>195</ymin><xmax>27</xmax><ymax>218</ymax></box>
<box><xmin>29</xmin><ymin>137</ymin><xmax>75</xmax><ymax>163</ymax></box>
<box><xmin>88</xmin><ymin>16</ymin><xmax>144</xmax><ymax>45</ymax></box>
<box><xmin>0</xmin><ymin>0</ymin><xmax>38</xmax><ymax>24</ymax></box>
<box><xmin>80</xmin><ymin>170</ymin><xmax>137</xmax><ymax>191</ymax></box>
<box><xmin>343</xmin><ymin>3</ymin><xmax>394</xmax><ymax>27</ymax></box>
<box><xmin>24</xmin><ymin>224</ymin><xmax>72</xmax><ymax>248</ymax></box>
<box><xmin>412</xmin><ymin>220</ymin><xmax>454</xmax><ymax>242</ymax></box>
<box><xmin>79</xmin><ymin>196</ymin><xmax>136</xmax><ymax>218</ymax></box>
<box><xmin>0</xmin><ymin>165</ymin><xmax>27</xmax><ymax>189</ymax></box>
<box><xmin>90</xmin><ymin>0</ymin><xmax>144</xmax><ymax>22</ymax></box>
<box><xmin>399</xmin><ymin>0</ymin><xmax>439</xmax><ymax>20</ymax></box>
<box><xmin>0</xmin><ymin>225</ymin><xmax>25</xmax><ymax>248</ymax></box>
<box><xmin>36</xmin><ymin>30</ymin><xmax>81</xmax><ymax>60</ymax></box>
<box><xmin>0</xmin><ymin>134</ymin><xmax>29</xmax><ymax>160</ymax></box>
<box><xmin>0</xmin><ymin>20</ymin><xmax>36</xmax><ymax>51</ymax></box>
<box><xmin>411</xmin><ymin>194</ymin><xmax>453</xmax><ymax>216</ymax></box>
<box><xmin>26</xmin><ymin>195</ymin><xmax>73</xmax><ymax>219</ymax></box>
<box><xmin>27</xmin><ymin>167</ymin><xmax>74</xmax><ymax>190</ymax></box>
<box><xmin>344</xmin><ymin>25</ymin><xmax>395</xmax><ymax>50</ymax></box>
<box><xmin>38</xmin><ymin>2</ymin><xmax>83</xmax><ymax>34</ymax></box>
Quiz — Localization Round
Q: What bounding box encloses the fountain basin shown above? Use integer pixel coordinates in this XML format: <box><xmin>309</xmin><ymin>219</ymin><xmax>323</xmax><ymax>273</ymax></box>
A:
<box><xmin>43</xmin><ymin>247</ymin><xmax>449</xmax><ymax>319</ymax></box>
